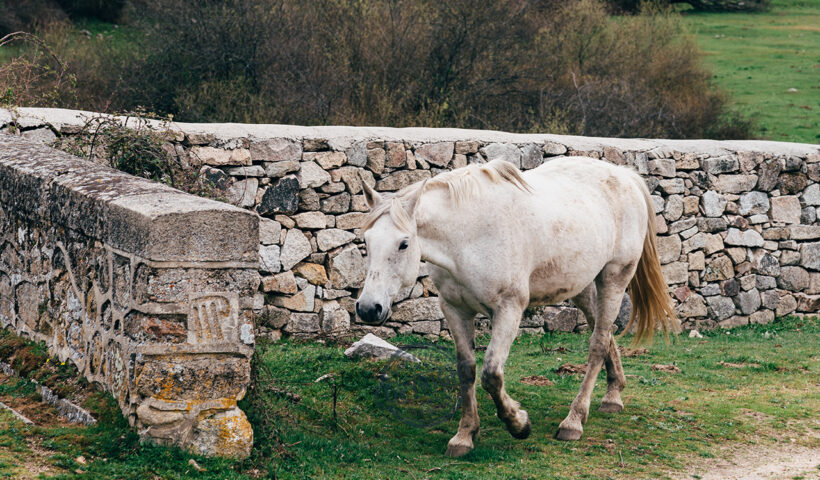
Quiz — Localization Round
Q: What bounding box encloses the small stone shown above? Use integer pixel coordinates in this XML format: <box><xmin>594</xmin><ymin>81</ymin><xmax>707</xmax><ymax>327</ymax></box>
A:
<box><xmin>726</xmin><ymin>247</ymin><xmax>746</xmax><ymax>264</ymax></box>
<box><xmin>683</xmin><ymin>196</ymin><xmax>700</xmax><ymax>215</ymax></box>
<box><xmin>344</xmin><ymin>333</ymin><xmax>420</xmax><ymax>362</ymax></box>
<box><xmin>321</xmin><ymin>300</ymin><xmax>351</xmax><ymax>335</ymax></box>
<box><xmin>777</xmin><ymin>266</ymin><xmax>809</xmax><ymax>291</ymax></box>
<box><xmin>299</xmin><ymin>188</ymin><xmax>320</xmax><ymax>211</ymax></box>
<box><xmin>191</xmin><ymin>146</ymin><xmax>252</xmax><ymax>166</ymax></box>
<box><xmin>345</xmin><ymin>142</ymin><xmax>368</xmax><ymax>167</ymax></box>
<box><xmin>776</xmin><ymin>294</ymin><xmax>797</xmax><ymax>317</ymax></box>
<box><xmin>294</xmin><ymin>263</ymin><xmax>328</xmax><ymax>285</ymax></box>
<box><xmin>756</xmin><ymin>275</ymin><xmax>776</xmax><ymax>290</ymax></box>
<box><xmin>790</xmin><ymin>226</ymin><xmax>820</xmax><ymax>240</ymax></box>
<box><xmin>258</xmin><ymin>176</ymin><xmax>300</xmax><ymax>215</ymax></box>
<box><xmin>262</xmin><ymin>272</ymin><xmax>298</xmax><ymax>294</ymax></box>
<box><xmin>304</xmin><ymin>151</ymin><xmax>346</xmax><ymax>169</ymax></box>
<box><xmin>724</xmin><ymin>228</ymin><xmax>764</xmax><ymax>247</ymax></box>
<box><xmin>702</xmin><ymin>191</ymin><xmax>727</xmax><ymax>217</ymax></box>
<box><xmin>713</xmin><ymin>175</ymin><xmax>758</xmax><ymax>194</ymax></box>
<box><xmin>321</xmin><ymin>193</ymin><xmax>351</xmax><ymax>214</ymax></box>
<box><xmin>688</xmin><ymin>329</ymin><xmax>703</xmax><ymax>338</ymax></box>
<box><xmin>376</xmin><ymin>170</ymin><xmax>432</xmax><ymax>191</ymax></box>
<box><xmin>664</xmin><ymin>195</ymin><xmax>684</xmax><ymax>221</ymax></box>
<box><xmin>704</xmin><ymin>234</ymin><xmax>724</xmax><ymax>255</ymax></box>
<box><xmin>250</xmin><ymin>138</ymin><xmax>302</xmax><ymax>162</ymax></box>
<box><xmin>649</xmin><ymin>159</ymin><xmax>676</xmax><ymax>177</ymax></box>
<box><xmin>697</xmin><ymin>218</ymin><xmax>727</xmax><ymax>233</ymax></box>
<box><xmin>706</xmin><ymin>296</ymin><xmax>735</xmax><ymax>320</ymax></box>
<box><xmin>682</xmin><ymin>232</ymin><xmax>706</xmax><ymax>253</ymax></box>
<box><xmin>415</xmin><ymin>142</ymin><xmax>454</xmax><ymax>167</ymax></box>
<box><xmin>227</xmin><ymin>178</ymin><xmax>258</xmax><ymax>207</ymax></box>
<box><xmin>801</xmin><ymin>184</ymin><xmax>820</xmax><ymax>206</ymax></box>
<box><xmin>316</xmin><ymin>229</ymin><xmax>356</xmax><ymax>251</ymax></box>
<box><xmin>778</xmin><ymin>172</ymin><xmax>807</xmax><ymax>195</ymax></box>
<box><xmin>329</xmin><ymin>245</ymin><xmax>366</xmax><ymax>288</ymax></box>
<box><xmin>285</xmin><ymin>312</ymin><xmax>320</xmax><ymax>333</ymax></box>
<box><xmin>661</xmin><ymin>262</ymin><xmax>688</xmax><ymax>284</ymax></box>
<box><xmin>702</xmin><ymin>155</ymin><xmax>738</xmax><ymax>175</ymax></box>
<box><xmin>756</xmin><ymin>159</ymin><xmax>781</xmax><ymax>191</ymax></box>
<box><xmin>669</xmin><ymin>218</ymin><xmax>697</xmax><ymax>234</ymax></box>
<box><xmin>801</xmin><ymin>207</ymin><xmax>817</xmax><ymax>225</ymax></box>
<box><xmin>303</xmin><ymin>138</ymin><xmax>329</xmax><ymax>151</ymax></box>
<box><xmin>480</xmin><ymin>143</ymin><xmax>521</xmax><ymax>168</ymax></box>
<box><xmin>704</xmin><ymin>255</ymin><xmax>734</xmax><ymax>282</ymax></box>
<box><xmin>226</xmin><ymin>165</ymin><xmax>265</xmax><ymax>177</ymax></box>
<box><xmin>455</xmin><ymin>141</ymin><xmax>480</xmax><ymax>155</ymax></box>
<box><xmin>297</xmin><ymin>161</ymin><xmax>331</xmax><ymax>188</ymax></box>
<box><xmin>677</xmin><ymin>294</ymin><xmax>707</xmax><ymax>318</ymax></box>
<box><xmin>659</xmin><ymin>178</ymin><xmax>685</xmax><ymax>195</ymax></box>
<box><xmin>656</xmin><ymin>235</ymin><xmax>681</xmax><ymax>264</ymax></box>
<box><xmin>688</xmin><ymin>251</ymin><xmax>705</xmax><ymax>270</ymax></box>
<box><xmin>543</xmin><ymin>141</ymin><xmax>567</xmax><ymax>156</ymax></box>
<box><xmin>520</xmin><ymin>144</ymin><xmax>543</xmax><ymax>169</ymax></box>
<box><xmin>335</xmin><ymin>213</ymin><xmax>366</xmax><ymax>230</ymax></box>
<box><xmin>770</xmin><ymin>196</ymin><xmax>802</xmax><ymax>224</ymax></box>
<box><xmin>721</xmin><ymin>278</ymin><xmax>740</xmax><ymax>297</ymax></box>
<box><xmin>750</xmin><ymin>310</ymin><xmax>774</xmax><ymax>325</ymax></box>
<box><xmin>734</xmin><ymin>289</ymin><xmax>760</xmax><ymax>314</ymax></box>
<box><xmin>259</xmin><ymin>219</ymin><xmax>282</xmax><ymax>245</ymax></box>
<box><xmin>366</xmin><ymin>148</ymin><xmax>386</xmax><ymax>174</ymax></box>
<box><xmin>795</xmin><ymin>293</ymin><xmax>820</xmax><ymax>312</ymax></box>
<box><xmin>256</xmin><ymin>244</ymin><xmax>280</xmax><ymax>273</ymax></box>
<box><xmin>293</xmin><ymin>211</ymin><xmax>327</xmax><ymax>229</ymax></box>
<box><xmin>800</xmin><ymin>242</ymin><xmax>820</xmax><ymax>270</ymax></box>
<box><xmin>276</xmin><ymin>285</ymin><xmax>316</xmax><ymax>312</ymax></box>
<box><xmin>280</xmin><ymin>229</ymin><xmax>313</xmax><ymax>270</ymax></box>
<box><xmin>719</xmin><ymin>316</ymin><xmax>748</xmax><ymax>329</ymax></box>
<box><xmin>264</xmin><ymin>160</ymin><xmax>300</xmax><ymax>177</ymax></box>
<box><xmin>738</xmin><ymin>191</ymin><xmax>770</xmax><ymax>215</ymax></box>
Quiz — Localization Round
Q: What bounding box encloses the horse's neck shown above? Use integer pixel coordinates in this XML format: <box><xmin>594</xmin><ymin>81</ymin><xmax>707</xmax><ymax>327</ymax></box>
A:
<box><xmin>415</xmin><ymin>191</ymin><xmax>458</xmax><ymax>273</ymax></box>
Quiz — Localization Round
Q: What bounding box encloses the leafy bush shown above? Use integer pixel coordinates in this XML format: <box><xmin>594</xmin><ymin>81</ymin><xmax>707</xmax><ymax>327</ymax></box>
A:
<box><xmin>608</xmin><ymin>0</ymin><xmax>771</xmax><ymax>12</ymax></box>
<box><xmin>4</xmin><ymin>0</ymin><xmax>755</xmax><ymax>139</ymax></box>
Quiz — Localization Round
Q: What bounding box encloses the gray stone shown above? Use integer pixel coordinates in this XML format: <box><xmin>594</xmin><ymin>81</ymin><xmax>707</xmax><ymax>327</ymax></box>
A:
<box><xmin>191</xmin><ymin>146</ymin><xmax>252</xmax><ymax>166</ymax></box>
<box><xmin>227</xmin><ymin>178</ymin><xmax>258</xmax><ymax>208</ymax></box>
<box><xmin>299</xmin><ymin>188</ymin><xmax>320</xmax><ymax>211</ymax></box>
<box><xmin>697</xmin><ymin>218</ymin><xmax>727</xmax><ymax>233</ymax></box>
<box><xmin>669</xmin><ymin>218</ymin><xmax>697</xmax><ymax>234</ymax></box>
<box><xmin>701</xmin><ymin>284</ymin><xmax>720</xmax><ymax>296</ymax></box>
<box><xmin>344</xmin><ymin>333</ymin><xmax>420</xmax><ymax>362</ymax></box>
<box><xmin>250</xmin><ymin>138</ymin><xmax>302</xmax><ymax>162</ymax></box>
<box><xmin>770</xmin><ymin>196</ymin><xmax>802</xmax><ymax>224</ymax></box>
<box><xmin>756</xmin><ymin>275</ymin><xmax>776</xmax><ymax>290</ymax></box>
<box><xmin>702</xmin><ymin>191</ymin><xmax>727</xmax><ymax>217</ymax></box>
<box><xmin>800</xmin><ymin>242</ymin><xmax>820</xmax><ymax>270</ymax></box>
<box><xmin>677</xmin><ymin>294</ymin><xmax>707</xmax><ymax>318</ymax></box>
<box><xmin>297</xmin><ymin>161</ymin><xmax>331</xmax><ymax>188</ymax></box>
<box><xmin>801</xmin><ymin>207</ymin><xmax>817</xmax><ymax>225</ymax></box>
<box><xmin>543</xmin><ymin>142</ymin><xmax>568</xmax><ymax>156</ymax></box>
<box><xmin>320</xmin><ymin>193</ymin><xmax>351</xmax><ymax>214</ymax></box>
<box><xmin>226</xmin><ymin>165</ymin><xmax>265</xmax><ymax>177</ymax></box>
<box><xmin>391</xmin><ymin>297</ymin><xmax>444</xmax><ymax>323</ymax></box>
<box><xmin>329</xmin><ymin>245</ymin><xmax>366</xmax><ymax>288</ymax></box>
<box><xmin>704</xmin><ymin>255</ymin><xmax>734</xmax><ymax>282</ymax></box>
<box><xmin>702</xmin><ymin>155</ymin><xmax>739</xmax><ymax>175</ymax></box>
<box><xmin>661</xmin><ymin>262</ymin><xmax>688</xmax><ymax>284</ymax></box>
<box><xmin>738</xmin><ymin>191</ymin><xmax>770</xmax><ymax>215</ymax></box>
<box><xmin>366</xmin><ymin>148</ymin><xmax>385</xmax><ymax>174</ymax></box>
<box><xmin>530</xmin><ymin>306</ymin><xmax>584</xmax><ymax>332</ymax></box>
<box><xmin>656</xmin><ymin>235</ymin><xmax>681</xmax><ymax>264</ymax></box>
<box><xmin>781</xmin><ymin>250</ymin><xmax>801</xmax><ymax>266</ymax></box>
<box><xmin>259</xmin><ymin>219</ymin><xmax>282</xmax><ymax>245</ymax></box>
<box><xmin>778</xmin><ymin>172</ymin><xmax>807</xmax><ymax>195</ymax></box>
<box><xmin>724</xmin><ymin>228</ymin><xmax>764</xmax><ymax>247</ymax></box>
<box><xmin>756</xmin><ymin>159</ymin><xmax>781</xmax><ymax>191</ymax></box>
<box><xmin>316</xmin><ymin>229</ymin><xmax>356</xmax><ymax>251</ymax></box>
<box><xmin>719</xmin><ymin>316</ymin><xmax>748</xmax><ymax>329</ymax></box>
<box><xmin>415</xmin><ymin>142</ymin><xmax>454</xmax><ymax>167</ymax></box>
<box><xmin>345</xmin><ymin>142</ymin><xmax>368</xmax><ymax>167</ymax></box>
<box><xmin>455</xmin><ymin>141</ymin><xmax>480</xmax><ymax>155</ymax></box>
<box><xmin>264</xmin><ymin>160</ymin><xmax>299</xmax><ymax>177</ymax></box>
<box><xmin>777</xmin><ymin>266</ymin><xmax>810</xmax><ymax>291</ymax></box>
<box><xmin>791</xmin><ymin>226</ymin><xmax>820</xmax><ymax>240</ymax></box>
<box><xmin>321</xmin><ymin>300</ymin><xmax>351</xmax><ymax>335</ymax></box>
<box><xmin>751</xmin><ymin>251</ymin><xmax>780</xmax><ymax>276</ymax></box>
<box><xmin>21</xmin><ymin>127</ymin><xmax>57</xmax><ymax>145</ymax></box>
<box><xmin>735</xmin><ymin>289</ymin><xmax>761</xmax><ymax>315</ymax></box>
<box><xmin>376</xmin><ymin>170</ymin><xmax>432</xmax><ymax>191</ymax></box>
<box><xmin>258</xmin><ymin>176</ymin><xmax>300</xmax><ymax>215</ymax></box>
<box><xmin>801</xmin><ymin>184</ymin><xmax>820</xmax><ymax>206</ymax></box>
<box><xmin>664</xmin><ymin>195</ymin><xmax>684</xmax><ymax>221</ymax></box>
<box><xmin>285</xmin><ymin>313</ymin><xmax>320</xmax><ymax>334</ymax></box>
<box><xmin>305</xmin><ymin>151</ymin><xmax>346</xmax><ymax>169</ymax></box>
<box><xmin>293</xmin><ymin>212</ymin><xmax>327</xmax><ymax>229</ymax></box>
<box><xmin>480</xmin><ymin>143</ymin><xmax>521</xmax><ymax>168</ymax></box>
<box><xmin>280</xmin><ymin>229</ymin><xmax>312</xmax><ymax>270</ymax></box>
<box><xmin>649</xmin><ymin>158</ymin><xmax>676</xmax><ymax>177</ymax></box>
<box><xmin>750</xmin><ymin>310</ymin><xmax>774</xmax><ymax>325</ymax></box>
<box><xmin>659</xmin><ymin>178</ymin><xmax>685</xmax><ymax>195</ymax></box>
<box><xmin>520</xmin><ymin>144</ymin><xmax>543</xmax><ymax>169</ymax></box>
<box><xmin>795</xmin><ymin>293</ymin><xmax>820</xmax><ymax>312</ymax></box>
<box><xmin>714</xmin><ymin>175</ymin><xmax>758</xmax><ymax>194</ymax></box>
<box><xmin>776</xmin><ymin>294</ymin><xmax>797</xmax><ymax>317</ymax></box>
<box><xmin>259</xmin><ymin>245</ymin><xmax>281</xmax><ymax>273</ymax></box>
<box><xmin>706</xmin><ymin>296</ymin><xmax>735</xmax><ymax>320</ymax></box>
<box><xmin>412</xmin><ymin>320</ymin><xmax>442</xmax><ymax>335</ymax></box>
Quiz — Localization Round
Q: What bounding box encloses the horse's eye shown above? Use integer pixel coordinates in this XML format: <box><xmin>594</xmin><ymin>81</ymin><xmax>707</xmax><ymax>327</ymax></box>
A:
<box><xmin>398</xmin><ymin>239</ymin><xmax>409</xmax><ymax>251</ymax></box>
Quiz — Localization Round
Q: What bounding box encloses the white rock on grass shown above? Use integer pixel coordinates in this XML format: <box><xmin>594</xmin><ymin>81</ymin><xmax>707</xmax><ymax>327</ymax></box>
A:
<box><xmin>344</xmin><ymin>333</ymin><xmax>420</xmax><ymax>362</ymax></box>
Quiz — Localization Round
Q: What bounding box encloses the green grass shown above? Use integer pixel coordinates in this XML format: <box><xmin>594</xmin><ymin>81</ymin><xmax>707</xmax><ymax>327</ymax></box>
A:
<box><xmin>681</xmin><ymin>0</ymin><xmax>820</xmax><ymax>144</ymax></box>
<box><xmin>4</xmin><ymin>317</ymin><xmax>817</xmax><ymax>479</ymax></box>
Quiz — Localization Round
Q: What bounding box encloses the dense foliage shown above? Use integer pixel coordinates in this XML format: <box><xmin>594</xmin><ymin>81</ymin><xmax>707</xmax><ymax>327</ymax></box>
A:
<box><xmin>1</xmin><ymin>0</ymin><xmax>754</xmax><ymax>139</ymax></box>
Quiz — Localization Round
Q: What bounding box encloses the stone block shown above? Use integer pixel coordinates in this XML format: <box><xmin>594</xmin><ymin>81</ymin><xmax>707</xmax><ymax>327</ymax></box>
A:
<box><xmin>800</xmin><ymin>242</ymin><xmax>820</xmax><ymax>271</ymax></box>
<box><xmin>480</xmin><ymin>143</ymin><xmax>521</xmax><ymax>168</ymax></box>
<box><xmin>770</xmin><ymin>196</ymin><xmax>801</xmax><ymax>224</ymax></box>
<box><xmin>250</xmin><ymin>138</ymin><xmax>302</xmax><ymax>162</ymax></box>
<box><xmin>415</xmin><ymin>142</ymin><xmax>454</xmax><ymax>167</ymax></box>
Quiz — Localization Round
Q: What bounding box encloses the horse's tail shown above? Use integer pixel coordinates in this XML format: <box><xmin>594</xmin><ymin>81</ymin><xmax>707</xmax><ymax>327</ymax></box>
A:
<box><xmin>623</xmin><ymin>180</ymin><xmax>680</xmax><ymax>344</ymax></box>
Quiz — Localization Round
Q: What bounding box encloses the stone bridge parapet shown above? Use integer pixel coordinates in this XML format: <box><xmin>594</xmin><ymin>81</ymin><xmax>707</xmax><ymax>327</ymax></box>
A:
<box><xmin>0</xmin><ymin>133</ymin><xmax>259</xmax><ymax>457</ymax></box>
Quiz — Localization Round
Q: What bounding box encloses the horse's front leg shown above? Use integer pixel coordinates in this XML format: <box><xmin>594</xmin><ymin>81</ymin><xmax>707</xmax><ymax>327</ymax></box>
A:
<box><xmin>441</xmin><ymin>301</ymin><xmax>479</xmax><ymax>457</ymax></box>
<box><xmin>481</xmin><ymin>303</ymin><xmax>531</xmax><ymax>440</ymax></box>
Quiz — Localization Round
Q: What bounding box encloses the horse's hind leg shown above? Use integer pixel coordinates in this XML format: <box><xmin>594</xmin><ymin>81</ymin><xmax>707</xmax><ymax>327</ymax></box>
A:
<box><xmin>441</xmin><ymin>300</ymin><xmax>479</xmax><ymax>457</ymax></box>
<box><xmin>482</xmin><ymin>302</ymin><xmax>531</xmax><ymax>440</ymax></box>
<box><xmin>557</xmin><ymin>268</ymin><xmax>629</xmax><ymax>441</ymax></box>
<box><xmin>599</xmin><ymin>331</ymin><xmax>626</xmax><ymax>413</ymax></box>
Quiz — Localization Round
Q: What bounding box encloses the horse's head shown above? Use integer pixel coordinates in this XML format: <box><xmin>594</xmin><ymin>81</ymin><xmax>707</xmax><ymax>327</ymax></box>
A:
<box><xmin>355</xmin><ymin>179</ymin><xmax>425</xmax><ymax>325</ymax></box>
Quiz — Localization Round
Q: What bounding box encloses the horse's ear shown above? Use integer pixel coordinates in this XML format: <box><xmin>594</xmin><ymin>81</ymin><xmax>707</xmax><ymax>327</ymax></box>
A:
<box><xmin>403</xmin><ymin>180</ymin><xmax>427</xmax><ymax>215</ymax></box>
<box><xmin>361</xmin><ymin>174</ymin><xmax>382</xmax><ymax>209</ymax></box>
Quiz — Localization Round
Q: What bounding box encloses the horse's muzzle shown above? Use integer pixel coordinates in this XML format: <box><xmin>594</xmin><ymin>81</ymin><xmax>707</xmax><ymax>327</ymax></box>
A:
<box><xmin>355</xmin><ymin>300</ymin><xmax>389</xmax><ymax>325</ymax></box>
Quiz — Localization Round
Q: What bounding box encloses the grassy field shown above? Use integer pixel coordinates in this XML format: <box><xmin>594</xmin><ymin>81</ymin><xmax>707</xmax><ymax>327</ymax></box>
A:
<box><xmin>0</xmin><ymin>316</ymin><xmax>818</xmax><ymax>479</ymax></box>
<box><xmin>681</xmin><ymin>0</ymin><xmax>820</xmax><ymax>144</ymax></box>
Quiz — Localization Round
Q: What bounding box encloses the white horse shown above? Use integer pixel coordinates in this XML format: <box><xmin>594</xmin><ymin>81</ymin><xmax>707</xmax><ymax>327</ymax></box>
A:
<box><xmin>356</xmin><ymin>157</ymin><xmax>677</xmax><ymax>457</ymax></box>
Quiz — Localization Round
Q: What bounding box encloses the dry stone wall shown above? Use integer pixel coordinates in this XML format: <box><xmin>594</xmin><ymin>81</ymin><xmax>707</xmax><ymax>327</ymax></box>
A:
<box><xmin>0</xmin><ymin>133</ymin><xmax>259</xmax><ymax>458</ymax></box>
<box><xmin>3</xmin><ymin>108</ymin><xmax>819</xmax><ymax>342</ymax></box>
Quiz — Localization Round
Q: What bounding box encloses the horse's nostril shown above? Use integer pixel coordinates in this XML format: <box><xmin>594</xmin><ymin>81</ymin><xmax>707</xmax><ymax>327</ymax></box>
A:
<box><xmin>374</xmin><ymin>304</ymin><xmax>383</xmax><ymax>315</ymax></box>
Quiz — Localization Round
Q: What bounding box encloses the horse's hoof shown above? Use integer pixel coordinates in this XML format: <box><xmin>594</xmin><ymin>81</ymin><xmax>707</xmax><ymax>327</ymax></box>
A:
<box><xmin>555</xmin><ymin>427</ymin><xmax>583</xmax><ymax>441</ymax></box>
<box><xmin>445</xmin><ymin>440</ymin><xmax>473</xmax><ymax>458</ymax></box>
<box><xmin>599</xmin><ymin>400</ymin><xmax>624</xmax><ymax>413</ymax></box>
<box><xmin>506</xmin><ymin>409</ymin><xmax>531</xmax><ymax>439</ymax></box>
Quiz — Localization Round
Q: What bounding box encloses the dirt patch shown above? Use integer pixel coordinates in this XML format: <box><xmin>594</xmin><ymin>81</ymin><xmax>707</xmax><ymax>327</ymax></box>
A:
<box><xmin>520</xmin><ymin>375</ymin><xmax>554</xmax><ymax>387</ymax></box>
<box><xmin>651</xmin><ymin>364</ymin><xmax>681</xmax><ymax>374</ymax></box>
<box><xmin>719</xmin><ymin>361</ymin><xmax>761</xmax><ymax>369</ymax></box>
<box><xmin>556</xmin><ymin>363</ymin><xmax>587</xmax><ymax>376</ymax></box>
<box><xmin>0</xmin><ymin>372</ymin><xmax>72</xmax><ymax>427</ymax></box>
<box><xmin>620</xmin><ymin>347</ymin><xmax>648</xmax><ymax>358</ymax></box>
<box><xmin>674</xmin><ymin>442</ymin><xmax>820</xmax><ymax>480</ymax></box>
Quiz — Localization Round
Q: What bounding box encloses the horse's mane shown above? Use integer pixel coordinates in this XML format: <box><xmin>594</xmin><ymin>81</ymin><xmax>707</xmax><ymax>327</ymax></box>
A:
<box><xmin>362</xmin><ymin>159</ymin><xmax>532</xmax><ymax>233</ymax></box>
